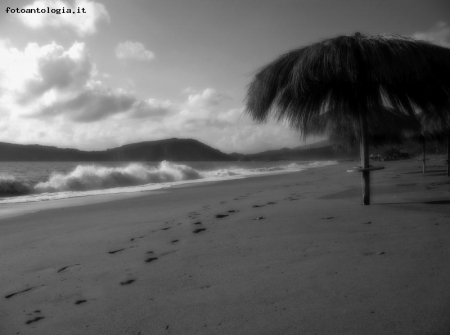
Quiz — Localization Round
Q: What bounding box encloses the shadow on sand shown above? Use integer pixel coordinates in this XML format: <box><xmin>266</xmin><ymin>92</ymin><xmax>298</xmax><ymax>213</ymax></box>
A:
<box><xmin>376</xmin><ymin>200</ymin><xmax>450</xmax><ymax>206</ymax></box>
<box><xmin>401</xmin><ymin>170</ymin><xmax>448</xmax><ymax>176</ymax></box>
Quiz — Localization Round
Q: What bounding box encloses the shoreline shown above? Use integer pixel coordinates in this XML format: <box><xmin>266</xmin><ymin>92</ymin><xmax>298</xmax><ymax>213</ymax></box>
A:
<box><xmin>0</xmin><ymin>161</ymin><xmax>334</xmax><ymax>220</ymax></box>
<box><xmin>1</xmin><ymin>159</ymin><xmax>449</xmax><ymax>334</ymax></box>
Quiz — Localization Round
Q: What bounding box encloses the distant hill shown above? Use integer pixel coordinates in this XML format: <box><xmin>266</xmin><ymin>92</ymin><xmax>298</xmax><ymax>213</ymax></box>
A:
<box><xmin>0</xmin><ymin>138</ymin><xmax>234</xmax><ymax>161</ymax></box>
<box><xmin>106</xmin><ymin>138</ymin><xmax>234</xmax><ymax>161</ymax></box>
<box><xmin>1</xmin><ymin>137</ymin><xmax>443</xmax><ymax>162</ymax></box>
<box><xmin>230</xmin><ymin>140</ymin><xmax>353</xmax><ymax>161</ymax></box>
<box><xmin>233</xmin><ymin>145</ymin><xmax>346</xmax><ymax>161</ymax></box>
<box><xmin>230</xmin><ymin>137</ymin><xmax>448</xmax><ymax>161</ymax></box>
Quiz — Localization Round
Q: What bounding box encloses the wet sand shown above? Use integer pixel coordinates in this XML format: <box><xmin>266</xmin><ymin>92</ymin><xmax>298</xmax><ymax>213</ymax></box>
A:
<box><xmin>1</xmin><ymin>159</ymin><xmax>450</xmax><ymax>334</ymax></box>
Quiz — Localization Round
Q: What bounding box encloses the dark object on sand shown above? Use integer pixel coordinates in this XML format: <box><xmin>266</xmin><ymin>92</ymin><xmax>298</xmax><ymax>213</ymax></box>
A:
<box><xmin>120</xmin><ymin>279</ymin><xmax>136</xmax><ymax>285</ymax></box>
<box><xmin>145</xmin><ymin>257</ymin><xmax>158</xmax><ymax>263</ymax></box>
<box><xmin>246</xmin><ymin>32</ymin><xmax>450</xmax><ymax>205</ymax></box>
<box><xmin>25</xmin><ymin>316</ymin><xmax>45</xmax><ymax>325</ymax></box>
<box><xmin>193</xmin><ymin>228</ymin><xmax>206</xmax><ymax>234</ymax></box>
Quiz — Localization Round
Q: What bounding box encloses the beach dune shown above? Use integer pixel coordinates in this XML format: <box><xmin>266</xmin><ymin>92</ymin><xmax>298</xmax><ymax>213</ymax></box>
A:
<box><xmin>1</xmin><ymin>160</ymin><xmax>450</xmax><ymax>334</ymax></box>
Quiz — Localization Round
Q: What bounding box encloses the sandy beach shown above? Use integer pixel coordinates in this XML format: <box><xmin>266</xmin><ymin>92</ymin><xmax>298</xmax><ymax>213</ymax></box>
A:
<box><xmin>1</xmin><ymin>159</ymin><xmax>450</xmax><ymax>335</ymax></box>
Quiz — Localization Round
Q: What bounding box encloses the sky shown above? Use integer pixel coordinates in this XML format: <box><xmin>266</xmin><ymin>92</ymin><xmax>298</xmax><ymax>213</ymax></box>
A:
<box><xmin>0</xmin><ymin>0</ymin><xmax>449</xmax><ymax>154</ymax></box>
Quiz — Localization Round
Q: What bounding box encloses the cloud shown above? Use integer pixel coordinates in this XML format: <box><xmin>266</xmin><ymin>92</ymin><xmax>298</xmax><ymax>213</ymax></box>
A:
<box><xmin>128</xmin><ymin>99</ymin><xmax>173</xmax><ymax>119</ymax></box>
<box><xmin>15</xmin><ymin>0</ymin><xmax>109</xmax><ymax>36</ymax></box>
<box><xmin>413</xmin><ymin>21</ymin><xmax>450</xmax><ymax>47</ymax></box>
<box><xmin>177</xmin><ymin>88</ymin><xmax>232</xmax><ymax>121</ymax></box>
<box><xmin>115</xmin><ymin>41</ymin><xmax>155</xmax><ymax>61</ymax></box>
<box><xmin>0</xmin><ymin>40</ymin><xmax>170</xmax><ymax>123</ymax></box>
<box><xmin>18</xmin><ymin>42</ymin><xmax>93</xmax><ymax>104</ymax></box>
<box><xmin>186</xmin><ymin>88</ymin><xmax>231</xmax><ymax>108</ymax></box>
<box><xmin>0</xmin><ymin>40</ymin><xmax>301</xmax><ymax>152</ymax></box>
<box><xmin>144</xmin><ymin>88</ymin><xmax>301</xmax><ymax>153</ymax></box>
<box><xmin>39</xmin><ymin>88</ymin><xmax>137</xmax><ymax>122</ymax></box>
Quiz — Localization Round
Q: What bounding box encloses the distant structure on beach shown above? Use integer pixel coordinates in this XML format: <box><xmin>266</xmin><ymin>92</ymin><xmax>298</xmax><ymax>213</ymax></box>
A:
<box><xmin>370</xmin><ymin>148</ymin><xmax>409</xmax><ymax>162</ymax></box>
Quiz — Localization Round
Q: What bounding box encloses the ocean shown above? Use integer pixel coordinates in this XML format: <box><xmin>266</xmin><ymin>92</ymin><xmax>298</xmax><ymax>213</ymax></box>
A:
<box><xmin>0</xmin><ymin>160</ymin><xmax>338</xmax><ymax>204</ymax></box>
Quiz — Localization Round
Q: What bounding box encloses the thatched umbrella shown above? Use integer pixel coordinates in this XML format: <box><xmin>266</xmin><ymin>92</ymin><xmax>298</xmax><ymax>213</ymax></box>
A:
<box><xmin>403</xmin><ymin>114</ymin><xmax>434</xmax><ymax>174</ymax></box>
<box><xmin>420</xmin><ymin>111</ymin><xmax>450</xmax><ymax>176</ymax></box>
<box><xmin>308</xmin><ymin>107</ymin><xmax>418</xmax><ymax>149</ymax></box>
<box><xmin>245</xmin><ymin>32</ymin><xmax>450</xmax><ymax>205</ymax></box>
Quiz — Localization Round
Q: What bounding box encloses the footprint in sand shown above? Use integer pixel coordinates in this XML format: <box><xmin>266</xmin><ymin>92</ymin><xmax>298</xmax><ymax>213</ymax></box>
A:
<box><xmin>145</xmin><ymin>257</ymin><xmax>158</xmax><ymax>263</ymax></box>
<box><xmin>26</xmin><ymin>309</ymin><xmax>41</xmax><ymax>315</ymax></box>
<box><xmin>130</xmin><ymin>236</ymin><xmax>145</xmax><ymax>242</ymax></box>
<box><xmin>108</xmin><ymin>248</ymin><xmax>126</xmax><ymax>255</ymax></box>
<box><xmin>193</xmin><ymin>228</ymin><xmax>206</xmax><ymax>234</ymax></box>
<box><xmin>5</xmin><ymin>287</ymin><xmax>35</xmax><ymax>299</ymax></box>
<box><xmin>25</xmin><ymin>316</ymin><xmax>45</xmax><ymax>325</ymax></box>
<box><xmin>120</xmin><ymin>279</ymin><xmax>136</xmax><ymax>286</ymax></box>
<box><xmin>57</xmin><ymin>264</ymin><xmax>81</xmax><ymax>273</ymax></box>
<box><xmin>189</xmin><ymin>212</ymin><xmax>200</xmax><ymax>219</ymax></box>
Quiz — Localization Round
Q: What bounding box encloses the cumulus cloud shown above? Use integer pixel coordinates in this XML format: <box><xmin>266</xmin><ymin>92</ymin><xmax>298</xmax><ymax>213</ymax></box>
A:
<box><xmin>144</xmin><ymin>88</ymin><xmax>301</xmax><ymax>153</ymax></box>
<box><xmin>186</xmin><ymin>88</ymin><xmax>231</xmax><ymax>108</ymax></box>
<box><xmin>0</xmin><ymin>40</ymin><xmax>171</xmax><ymax>124</ymax></box>
<box><xmin>39</xmin><ymin>88</ymin><xmax>137</xmax><ymax>122</ymax></box>
<box><xmin>15</xmin><ymin>0</ymin><xmax>109</xmax><ymax>36</ymax></box>
<box><xmin>177</xmin><ymin>88</ymin><xmax>232</xmax><ymax>122</ymax></box>
<box><xmin>115</xmin><ymin>41</ymin><xmax>155</xmax><ymax>61</ymax></box>
<box><xmin>413</xmin><ymin>21</ymin><xmax>450</xmax><ymax>47</ymax></box>
<box><xmin>0</xmin><ymin>40</ymin><xmax>301</xmax><ymax>152</ymax></box>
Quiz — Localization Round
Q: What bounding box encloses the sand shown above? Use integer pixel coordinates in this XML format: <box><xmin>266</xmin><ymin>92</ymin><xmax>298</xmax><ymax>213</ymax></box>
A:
<box><xmin>1</xmin><ymin>159</ymin><xmax>450</xmax><ymax>335</ymax></box>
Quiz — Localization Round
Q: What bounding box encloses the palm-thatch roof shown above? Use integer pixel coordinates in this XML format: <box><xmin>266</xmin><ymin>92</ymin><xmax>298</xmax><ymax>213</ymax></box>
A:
<box><xmin>246</xmin><ymin>33</ymin><xmax>450</xmax><ymax>138</ymax></box>
<box><xmin>245</xmin><ymin>32</ymin><xmax>450</xmax><ymax>204</ymax></box>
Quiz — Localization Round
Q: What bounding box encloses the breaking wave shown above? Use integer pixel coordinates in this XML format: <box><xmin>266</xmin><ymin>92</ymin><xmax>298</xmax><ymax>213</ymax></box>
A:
<box><xmin>0</xmin><ymin>173</ymin><xmax>33</xmax><ymax>197</ymax></box>
<box><xmin>34</xmin><ymin>161</ymin><xmax>201</xmax><ymax>193</ymax></box>
<box><xmin>0</xmin><ymin>160</ymin><xmax>337</xmax><ymax>203</ymax></box>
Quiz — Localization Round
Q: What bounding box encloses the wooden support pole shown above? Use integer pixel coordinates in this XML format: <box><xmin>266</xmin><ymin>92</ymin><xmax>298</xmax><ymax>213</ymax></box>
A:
<box><xmin>447</xmin><ymin>130</ymin><xmax>449</xmax><ymax>177</ymax></box>
<box><xmin>359</xmin><ymin>113</ymin><xmax>370</xmax><ymax>205</ymax></box>
<box><xmin>422</xmin><ymin>136</ymin><xmax>426</xmax><ymax>174</ymax></box>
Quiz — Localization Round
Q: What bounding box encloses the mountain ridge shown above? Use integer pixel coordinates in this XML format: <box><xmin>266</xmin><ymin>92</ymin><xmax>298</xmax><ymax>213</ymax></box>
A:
<box><xmin>0</xmin><ymin>138</ymin><xmax>233</xmax><ymax>161</ymax></box>
<box><xmin>2</xmin><ymin>137</ymin><xmax>438</xmax><ymax>162</ymax></box>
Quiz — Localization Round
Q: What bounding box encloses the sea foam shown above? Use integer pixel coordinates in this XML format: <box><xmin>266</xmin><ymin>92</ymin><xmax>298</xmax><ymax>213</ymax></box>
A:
<box><xmin>0</xmin><ymin>160</ymin><xmax>337</xmax><ymax>203</ymax></box>
<box><xmin>34</xmin><ymin>161</ymin><xmax>201</xmax><ymax>193</ymax></box>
